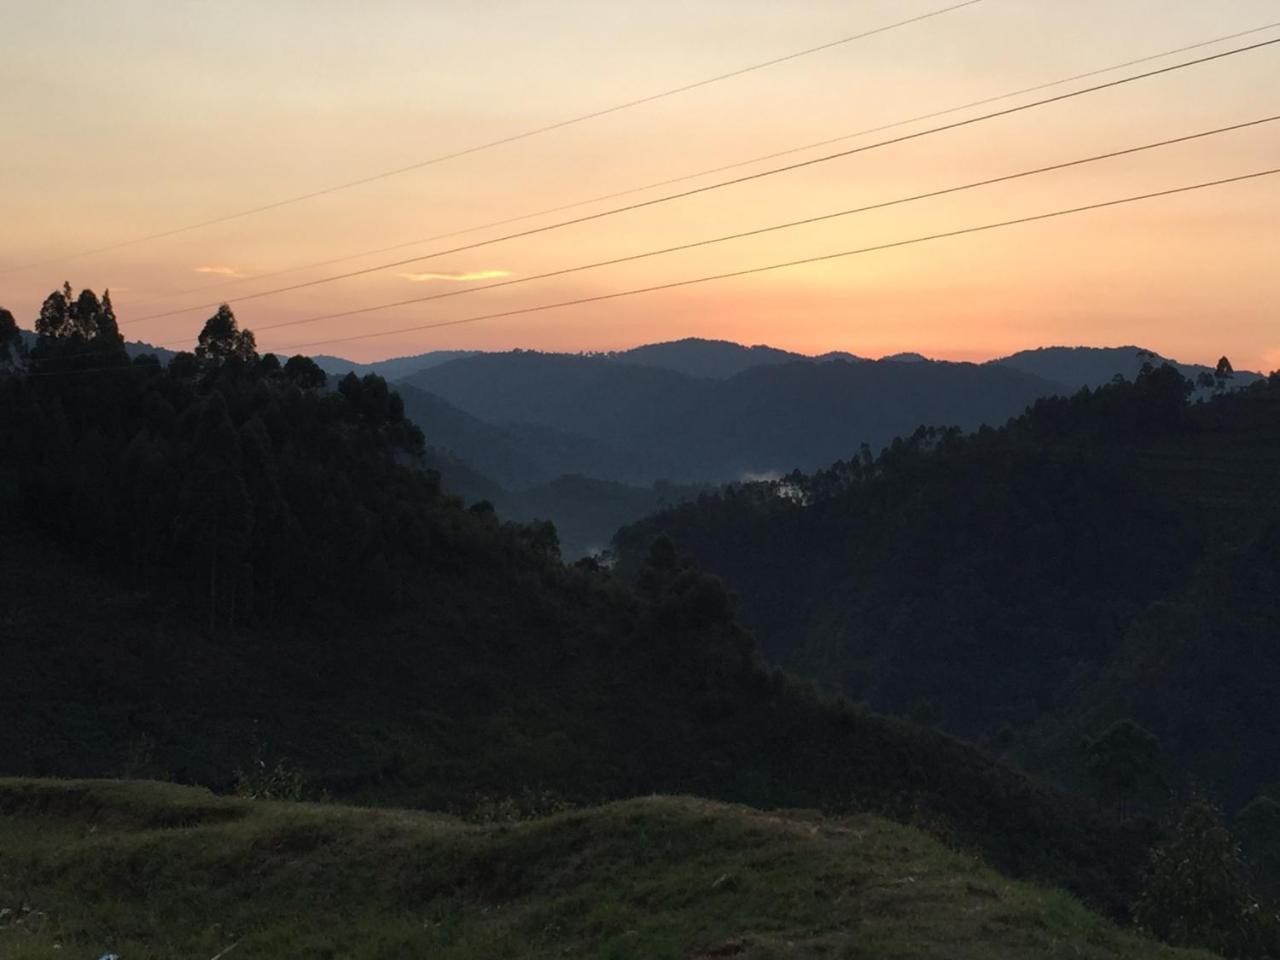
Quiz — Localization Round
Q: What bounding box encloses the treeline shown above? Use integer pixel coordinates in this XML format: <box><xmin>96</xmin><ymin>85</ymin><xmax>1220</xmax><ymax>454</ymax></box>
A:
<box><xmin>0</xmin><ymin>285</ymin><xmax>567</xmax><ymax>630</ymax></box>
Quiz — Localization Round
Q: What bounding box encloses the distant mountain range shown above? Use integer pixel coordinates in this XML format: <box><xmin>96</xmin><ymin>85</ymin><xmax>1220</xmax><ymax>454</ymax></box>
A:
<box><xmin>608</xmin><ymin>337</ymin><xmax>865</xmax><ymax>379</ymax></box>
<box><xmin>400</xmin><ymin>351</ymin><xmax>1064</xmax><ymax>484</ymax></box>
<box><xmin>16</xmin><ymin>324</ymin><xmax>1262</xmax><ymax>556</ymax></box>
<box><xmin>310</xmin><ymin>349</ymin><xmax>477</xmax><ymax>380</ymax></box>
<box><xmin>991</xmin><ymin>344</ymin><xmax>1252</xmax><ymax>391</ymax></box>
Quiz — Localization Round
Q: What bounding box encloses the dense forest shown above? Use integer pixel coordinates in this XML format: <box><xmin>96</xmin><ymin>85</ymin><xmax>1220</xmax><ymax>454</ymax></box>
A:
<box><xmin>5</xmin><ymin>286</ymin><xmax>1280</xmax><ymax>955</ymax></box>
<box><xmin>615</xmin><ymin>362</ymin><xmax>1280</xmax><ymax>813</ymax></box>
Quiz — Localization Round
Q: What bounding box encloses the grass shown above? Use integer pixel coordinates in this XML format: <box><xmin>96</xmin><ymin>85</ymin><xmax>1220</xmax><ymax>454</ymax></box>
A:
<box><xmin>0</xmin><ymin>779</ymin><xmax>1215</xmax><ymax>960</ymax></box>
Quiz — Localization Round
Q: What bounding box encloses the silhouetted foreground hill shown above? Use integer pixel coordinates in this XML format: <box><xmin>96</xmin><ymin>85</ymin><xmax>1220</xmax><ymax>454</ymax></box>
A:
<box><xmin>615</xmin><ymin>367</ymin><xmax>1280</xmax><ymax>809</ymax></box>
<box><xmin>0</xmin><ymin>779</ymin><xmax>1214</xmax><ymax>960</ymax></box>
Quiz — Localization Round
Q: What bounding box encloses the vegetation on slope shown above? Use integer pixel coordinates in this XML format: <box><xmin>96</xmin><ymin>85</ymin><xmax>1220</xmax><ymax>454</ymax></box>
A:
<box><xmin>402</xmin><ymin>349</ymin><xmax>1063</xmax><ymax>482</ymax></box>
<box><xmin>0</xmin><ymin>287</ymin><xmax>1151</xmax><ymax>915</ymax></box>
<box><xmin>613</xmin><ymin>364</ymin><xmax>1280</xmax><ymax>812</ymax></box>
<box><xmin>0</xmin><ymin>778</ymin><xmax>1216</xmax><ymax>960</ymax></box>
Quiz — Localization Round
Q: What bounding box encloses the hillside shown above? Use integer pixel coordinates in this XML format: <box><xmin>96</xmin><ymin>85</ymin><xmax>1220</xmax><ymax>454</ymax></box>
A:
<box><xmin>993</xmin><ymin>346</ymin><xmax>1261</xmax><ymax>391</ymax></box>
<box><xmin>311</xmin><ymin>348</ymin><xmax>478</xmax><ymax>380</ymax></box>
<box><xmin>612</xmin><ymin>336</ymin><xmax>833</xmax><ymax>379</ymax></box>
<box><xmin>403</xmin><ymin>351</ymin><xmax>1066</xmax><ymax>483</ymax></box>
<box><xmin>0</xmin><ymin>779</ymin><xmax>1214</xmax><ymax>960</ymax></box>
<box><xmin>395</xmin><ymin>384</ymin><xmax>697</xmax><ymax>555</ymax></box>
<box><xmin>614</xmin><ymin>367</ymin><xmax>1280</xmax><ymax>808</ymax></box>
<box><xmin>499</xmin><ymin>474</ymin><xmax>703</xmax><ymax>558</ymax></box>
<box><xmin>395</xmin><ymin>381</ymin><xmax>664</xmax><ymax>489</ymax></box>
<box><xmin>1</xmin><ymin>530</ymin><xmax>1147</xmax><ymax>910</ymax></box>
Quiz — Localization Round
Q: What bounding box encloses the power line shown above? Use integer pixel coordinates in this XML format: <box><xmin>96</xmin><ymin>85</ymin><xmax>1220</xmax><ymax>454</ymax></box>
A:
<box><xmin>24</xmin><ymin>167</ymin><xmax>1280</xmax><ymax>377</ymax></box>
<box><xmin>125</xmin><ymin>36</ymin><xmax>1280</xmax><ymax>326</ymax></box>
<box><xmin>234</xmin><ymin>115</ymin><xmax>1277</xmax><ymax>337</ymax></box>
<box><xmin>265</xmin><ymin>168</ymin><xmax>1279</xmax><ymax>355</ymax></box>
<box><xmin>0</xmin><ymin>0</ymin><xmax>984</xmax><ymax>275</ymax></box>
<box><xmin>144</xmin><ymin>19</ymin><xmax>1280</xmax><ymax>306</ymax></box>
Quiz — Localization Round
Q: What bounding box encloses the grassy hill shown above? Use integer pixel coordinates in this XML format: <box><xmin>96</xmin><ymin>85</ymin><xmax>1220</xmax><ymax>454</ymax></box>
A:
<box><xmin>0</xmin><ymin>778</ymin><xmax>1214</xmax><ymax>960</ymax></box>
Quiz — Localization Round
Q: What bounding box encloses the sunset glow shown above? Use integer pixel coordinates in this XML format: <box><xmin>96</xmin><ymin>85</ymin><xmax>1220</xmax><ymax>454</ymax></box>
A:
<box><xmin>1</xmin><ymin>0</ymin><xmax>1277</xmax><ymax>368</ymax></box>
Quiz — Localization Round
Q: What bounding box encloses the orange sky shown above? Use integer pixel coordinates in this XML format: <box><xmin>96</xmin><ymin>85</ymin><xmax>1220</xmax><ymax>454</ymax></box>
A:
<box><xmin>2</xmin><ymin>0</ymin><xmax>1278</xmax><ymax>370</ymax></box>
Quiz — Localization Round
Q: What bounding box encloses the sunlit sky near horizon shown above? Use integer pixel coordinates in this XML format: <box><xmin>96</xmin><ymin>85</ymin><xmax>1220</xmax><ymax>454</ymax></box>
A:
<box><xmin>2</xmin><ymin>0</ymin><xmax>1278</xmax><ymax>369</ymax></box>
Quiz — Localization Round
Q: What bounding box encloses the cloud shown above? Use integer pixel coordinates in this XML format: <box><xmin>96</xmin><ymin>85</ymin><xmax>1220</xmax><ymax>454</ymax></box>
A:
<box><xmin>194</xmin><ymin>266</ymin><xmax>245</xmax><ymax>278</ymax></box>
<box><xmin>397</xmin><ymin>270</ymin><xmax>510</xmax><ymax>283</ymax></box>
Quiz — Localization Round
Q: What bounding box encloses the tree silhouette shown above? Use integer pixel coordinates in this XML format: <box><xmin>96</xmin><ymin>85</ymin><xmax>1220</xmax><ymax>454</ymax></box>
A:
<box><xmin>1084</xmin><ymin>719</ymin><xmax>1166</xmax><ymax>817</ymax></box>
<box><xmin>35</xmin><ymin>283</ymin><xmax>79</xmax><ymax>340</ymax></box>
<box><xmin>30</xmin><ymin>283</ymin><xmax>128</xmax><ymax>368</ymax></box>
<box><xmin>1133</xmin><ymin>799</ymin><xmax>1261</xmax><ymax>955</ymax></box>
<box><xmin>96</xmin><ymin>290</ymin><xmax>123</xmax><ymax>348</ymax></box>
<box><xmin>1215</xmin><ymin>356</ymin><xmax>1236</xmax><ymax>395</ymax></box>
<box><xmin>1238</xmin><ymin>796</ymin><xmax>1280</xmax><ymax>896</ymax></box>
<box><xmin>196</xmin><ymin>305</ymin><xmax>258</xmax><ymax>368</ymax></box>
<box><xmin>0</xmin><ymin>307</ymin><xmax>23</xmax><ymax>371</ymax></box>
<box><xmin>283</xmin><ymin>354</ymin><xmax>327</xmax><ymax>389</ymax></box>
<box><xmin>176</xmin><ymin>392</ymin><xmax>253</xmax><ymax>633</ymax></box>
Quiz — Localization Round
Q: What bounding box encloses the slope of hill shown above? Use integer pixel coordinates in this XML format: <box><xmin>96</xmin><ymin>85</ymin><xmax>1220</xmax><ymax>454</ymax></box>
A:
<box><xmin>612</xmin><ymin>337</ymin><xmax>820</xmax><ymax>379</ymax></box>
<box><xmin>993</xmin><ymin>346</ymin><xmax>1261</xmax><ymax>391</ymax></box>
<box><xmin>499</xmin><ymin>474</ymin><xmax>703</xmax><ymax>558</ymax></box>
<box><xmin>2</xmin><ymin>529</ymin><xmax>1148</xmax><ymax>909</ymax></box>
<box><xmin>311</xmin><ymin>348</ymin><xmax>478</xmax><ymax>380</ymax></box>
<box><xmin>395</xmin><ymin>382</ymin><xmax>662</xmax><ymax>489</ymax></box>
<box><xmin>614</xmin><ymin>368</ymin><xmax>1280</xmax><ymax>808</ymax></box>
<box><xmin>0</xmin><ymin>779</ymin><xmax>1213</xmax><ymax>960</ymax></box>
<box><xmin>404</xmin><ymin>352</ymin><xmax>1067</xmax><ymax>483</ymax></box>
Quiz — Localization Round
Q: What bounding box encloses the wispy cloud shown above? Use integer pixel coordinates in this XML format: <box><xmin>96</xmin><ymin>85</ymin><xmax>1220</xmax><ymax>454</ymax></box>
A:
<box><xmin>398</xmin><ymin>270</ymin><xmax>510</xmax><ymax>283</ymax></box>
<box><xmin>194</xmin><ymin>266</ymin><xmax>246</xmax><ymax>278</ymax></box>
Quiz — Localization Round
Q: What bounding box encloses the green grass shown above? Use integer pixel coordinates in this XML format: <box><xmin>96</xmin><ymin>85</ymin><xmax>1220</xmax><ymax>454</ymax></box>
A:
<box><xmin>0</xmin><ymin>779</ymin><xmax>1214</xmax><ymax>960</ymax></box>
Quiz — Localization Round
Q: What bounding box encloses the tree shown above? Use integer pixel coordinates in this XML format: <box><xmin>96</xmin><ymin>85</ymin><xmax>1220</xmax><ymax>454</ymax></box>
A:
<box><xmin>1238</xmin><ymin>796</ymin><xmax>1280</xmax><ymax>896</ymax></box>
<box><xmin>97</xmin><ymin>290</ymin><xmax>122</xmax><ymax>345</ymax></box>
<box><xmin>195</xmin><ymin>305</ymin><xmax>258</xmax><ymax>367</ymax></box>
<box><xmin>35</xmin><ymin>283</ymin><xmax>77</xmax><ymax>340</ymax></box>
<box><xmin>1215</xmin><ymin>356</ymin><xmax>1235</xmax><ymax>395</ymax></box>
<box><xmin>0</xmin><ymin>307</ymin><xmax>24</xmax><ymax>372</ymax></box>
<box><xmin>283</xmin><ymin>354</ymin><xmax>327</xmax><ymax>389</ymax></box>
<box><xmin>176</xmin><ymin>393</ymin><xmax>253</xmax><ymax>632</ymax></box>
<box><xmin>30</xmin><ymin>284</ymin><xmax>127</xmax><ymax>366</ymax></box>
<box><xmin>1134</xmin><ymin>799</ymin><xmax>1261</xmax><ymax>955</ymax></box>
<box><xmin>1084</xmin><ymin>719</ymin><xmax>1166</xmax><ymax>816</ymax></box>
<box><xmin>254</xmin><ymin>352</ymin><xmax>281</xmax><ymax>378</ymax></box>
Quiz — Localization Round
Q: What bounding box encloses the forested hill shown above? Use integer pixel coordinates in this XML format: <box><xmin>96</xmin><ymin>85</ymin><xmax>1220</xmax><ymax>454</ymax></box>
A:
<box><xmin>402</xmin><ymin>349</ymin><xmax>1066</xmax><ymax>483</ymax></box>
<box><xmin>614</xmin><ymin>364</ymin><xmax>1280</xmax><ymax>810</ymax></box>
<box><xmin>993</xmin><ymin>345</ymin><xmax>1261</xmax><ymax>391</ymax></box>
<box><xmin>0</xmin><ymin>289</ymin><xmax>1151</xmax><ymax>913</ymax></box>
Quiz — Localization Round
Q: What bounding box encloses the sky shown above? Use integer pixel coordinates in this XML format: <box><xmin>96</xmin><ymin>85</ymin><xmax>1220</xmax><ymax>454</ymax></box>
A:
<box><xmin>1</xmin><ymin>0</ymin><xmax>1278</xmax><ymax>370</ymax></box>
